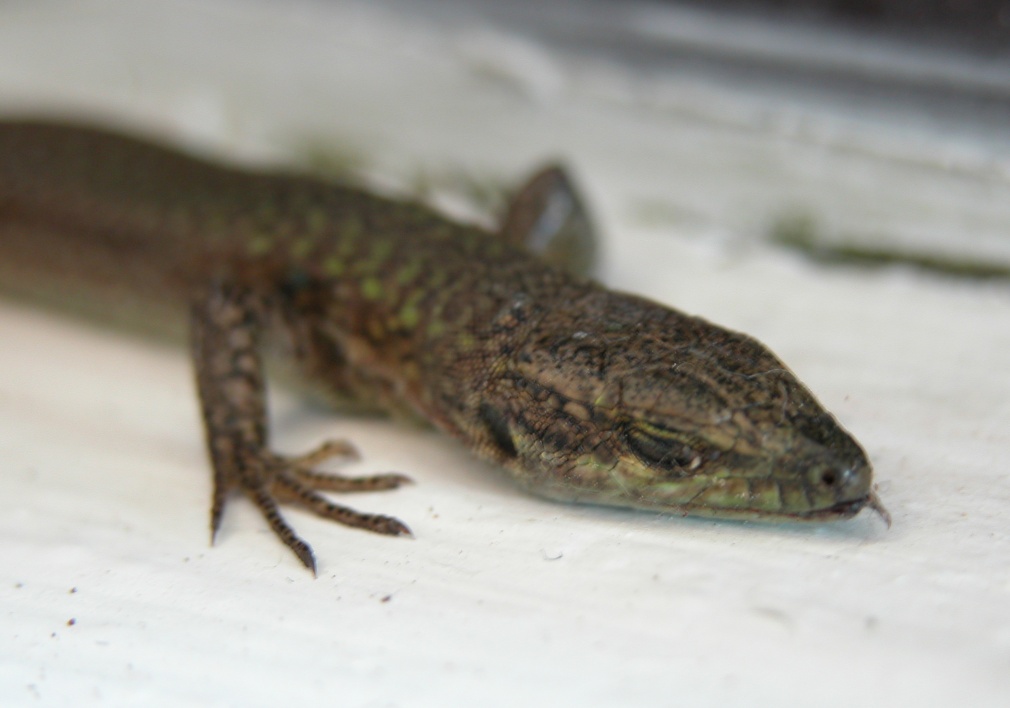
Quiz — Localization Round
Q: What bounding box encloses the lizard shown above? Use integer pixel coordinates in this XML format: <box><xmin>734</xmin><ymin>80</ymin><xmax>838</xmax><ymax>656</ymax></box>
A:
<box><xmin>0</xmin><ymin>119</ymin><xmax>889</xmax><ymax>574</ymax></box>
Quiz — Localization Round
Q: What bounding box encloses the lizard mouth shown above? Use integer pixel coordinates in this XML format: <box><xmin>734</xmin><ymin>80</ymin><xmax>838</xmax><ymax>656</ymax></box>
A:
<box><xmin>793</xmin><ymin>489</ymin><xmax>891</xmax><ymax>526</ymax></box>
<box><xmin>671</xmin><ymin>488</ymin><xmax>891</xmax><ymax>526</ymax></box>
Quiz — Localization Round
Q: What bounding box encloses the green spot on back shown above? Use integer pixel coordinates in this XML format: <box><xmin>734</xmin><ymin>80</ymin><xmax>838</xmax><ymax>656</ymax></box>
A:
<box><xmin>307</xmin><ymin>207</ymin><xmax>328</xmax><ymax>233</ymax></box>
<box><xmin>248</xmin><ymin>234</ymin><xmax>273</xmax><ymax>256</ymax></box>
<box><xmin>291</xmin><ymin>238</ymin><xmax>314</xmax><ymax>259</ymax></box>
<box><xmin>361</xmin><ymin>277</ymin><xmax>383</xmax><ymax>300</ymax></box>
<box><xmin>369</xmin><ymin>239</ymin><xmax>394</xmax><ymax>265</ymax></box>
<box><xmin>427</xmin><ymin>269</ymin><xmax>448</xmax><ymax>289</ymax></box>
<box><xmin>427</xmin><ymin>318</ymin><xmax>446</xmax><ymax>338</ymax></box>
<box><xmin>341</xmin><ymin>217</ymin><xmax>363</xmax><ymax>240</ymax></box>
<box><xmin>396</xmin><ymin>260</ymin><xmax>423</xmax><ymax>285</ymax></box>
<box><xmin>398</xmin><ymin>304</ymin><xmax>420</xmax><ymax>329</ymax></box>
<box><xmin>323</xmin><ymin>255</ymin><xmax>345</xmax><ymax>276</ymax></box>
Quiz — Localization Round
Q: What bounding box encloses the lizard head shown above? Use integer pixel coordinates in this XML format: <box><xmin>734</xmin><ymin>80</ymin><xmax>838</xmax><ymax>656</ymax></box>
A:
<box><xmin>477</xmin><ymin>289</ymin><xmax>888</xmax><ymax>525</ymax></box>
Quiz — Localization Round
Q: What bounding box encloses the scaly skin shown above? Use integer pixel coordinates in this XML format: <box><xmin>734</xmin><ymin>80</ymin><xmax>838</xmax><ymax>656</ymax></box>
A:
<box><xmin>0</xmin><ymin>120</ymin><xmax>887</xmax><ymax>572</ymax></box>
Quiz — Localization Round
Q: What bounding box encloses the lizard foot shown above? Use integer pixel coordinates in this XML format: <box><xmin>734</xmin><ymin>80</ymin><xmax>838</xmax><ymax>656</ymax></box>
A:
<box><xmin>211</xmin><ymin>438</ymin><xmax>413</xmax><ymax>575</ymax></box>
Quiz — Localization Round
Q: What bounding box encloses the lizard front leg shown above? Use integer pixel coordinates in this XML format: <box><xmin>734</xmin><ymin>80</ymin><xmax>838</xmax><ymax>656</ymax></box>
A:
<box><xmin>190</xmin><ymin>280</ymin><xmax>411</xmax><ymax>574</ymax></box>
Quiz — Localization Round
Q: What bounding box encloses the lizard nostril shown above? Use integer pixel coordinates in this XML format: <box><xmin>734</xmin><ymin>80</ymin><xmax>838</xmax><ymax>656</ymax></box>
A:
<box><xmin>820</xmin><ymin>469</ymin><xmax>838</xmax><ymax>488</ymax></box>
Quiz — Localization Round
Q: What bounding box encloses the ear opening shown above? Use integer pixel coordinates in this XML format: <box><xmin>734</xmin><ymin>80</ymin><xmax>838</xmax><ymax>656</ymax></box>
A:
<box><xmin>477</xmin><ymin>402</ymin><xmax>518</xmax><ymax>461</ymax></box>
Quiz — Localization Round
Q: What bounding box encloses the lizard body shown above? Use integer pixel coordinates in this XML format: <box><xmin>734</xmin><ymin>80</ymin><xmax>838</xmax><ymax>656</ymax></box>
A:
<box><xmin>0</xmin><ymin>120</ymin><xmax>887</xmax><ymax>572</ymax></box>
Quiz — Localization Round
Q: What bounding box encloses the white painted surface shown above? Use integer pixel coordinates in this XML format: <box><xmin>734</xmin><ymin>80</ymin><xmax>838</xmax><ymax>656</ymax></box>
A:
<box><xmin>1</xmin><ymin>1</ymin><xmax>1008</xmax><ymax>706</ymax></box>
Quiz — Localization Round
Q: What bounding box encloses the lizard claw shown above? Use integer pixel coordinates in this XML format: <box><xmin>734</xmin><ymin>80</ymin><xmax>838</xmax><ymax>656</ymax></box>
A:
<box><xmin>210</xmin><ymin>439</ymin><xmax>412</xmax><ymax>573</ymax></box>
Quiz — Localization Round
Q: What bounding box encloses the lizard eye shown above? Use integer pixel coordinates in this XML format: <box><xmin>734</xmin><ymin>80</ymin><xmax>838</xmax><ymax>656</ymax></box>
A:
<box><xmin>624</xmin><ymin>424</ymin><xmax>696</xmax><ymax>475</ymax></box>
